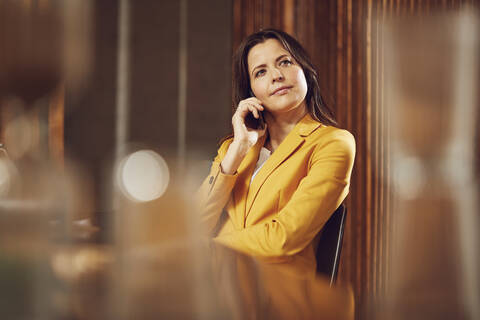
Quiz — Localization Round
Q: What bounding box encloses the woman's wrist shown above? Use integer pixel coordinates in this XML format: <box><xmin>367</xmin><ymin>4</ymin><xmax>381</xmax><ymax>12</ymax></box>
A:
<box><xmin>230</xmin><ymin>139</ymin><xmax>250</xmax><ymax>156</ymax></box>
<box><xmin>220</xmin><ymin>140</ymin><xmax>249</xmax><ymax>175</ymax></box>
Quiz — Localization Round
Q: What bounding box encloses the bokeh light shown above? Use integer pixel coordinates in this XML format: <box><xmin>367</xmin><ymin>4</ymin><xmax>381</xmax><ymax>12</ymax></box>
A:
<box><xmin>0</xmin><ymin>158</ymin><xmax>11</xmax><ymax>197</ymax></box>
<box><xmin>117</xmin><ymin>150</ymin><xmax>169</xmax><ymax>202</ymax></box>
<box><xmin>4</xmin><ymin>113</ymin><xmax>34</xmax><ymax>160</ymax></box>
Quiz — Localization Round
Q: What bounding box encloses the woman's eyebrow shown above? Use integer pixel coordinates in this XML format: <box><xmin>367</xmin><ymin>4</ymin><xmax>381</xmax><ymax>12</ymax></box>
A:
<box><xmin>251</xmin><ymin>54</ymin><xmax>290</xmax><ymax>75</ymax></box>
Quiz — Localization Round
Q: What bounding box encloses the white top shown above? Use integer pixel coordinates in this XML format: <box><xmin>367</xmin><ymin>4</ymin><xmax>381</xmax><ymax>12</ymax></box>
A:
<box><xmin>250</xmin><ymin>147</ymin><xmax>272</xmax><ymax>183</ymax></box>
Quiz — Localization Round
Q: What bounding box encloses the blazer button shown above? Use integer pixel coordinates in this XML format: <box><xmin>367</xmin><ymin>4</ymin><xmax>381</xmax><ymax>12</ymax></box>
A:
<box><xmin>209</xmin><ymin>176</ymin><xmax>214</xmax><ymax>184</ymax></box>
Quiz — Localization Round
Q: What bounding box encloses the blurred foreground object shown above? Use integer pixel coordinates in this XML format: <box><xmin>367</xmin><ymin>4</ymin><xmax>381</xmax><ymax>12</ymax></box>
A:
<box><xmin>211</xmin><ymin>243</ymin><xmax>354</xmax><ymax>320</ymax></box>
<box><xmin>0</xmin><ymin>1</ymin><xmax>95</xmax><ymax>319</ymax></box>
<box><xmin>110</xmin><ymin>152</ymin><xmax>235</xmax><ymax>319</ymax></box>
<box><xmin>0</xmin><ymin>0</ymin><xmax>92</xmax><ymax>103</ymax></box>
<box><xmin>0</xmin><ymin>0</ymin><xmax>61</xmax><ymax>104</ymax></box>
<box><xmin>381</xmin><ymin>9</ymin><xmax>479</xmax><ymax>320</ymax></box>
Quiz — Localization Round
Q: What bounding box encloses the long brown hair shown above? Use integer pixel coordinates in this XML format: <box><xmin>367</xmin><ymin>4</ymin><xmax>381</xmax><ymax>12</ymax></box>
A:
<box><xmin>232</xmin><ymin>28</ymin><xmax>337</xmax><ymax>127</ymax></box>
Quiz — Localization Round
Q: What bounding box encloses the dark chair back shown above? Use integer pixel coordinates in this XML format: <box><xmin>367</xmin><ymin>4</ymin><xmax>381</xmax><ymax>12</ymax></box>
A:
<box><xmin>315</xmin><ymin>204</ymin><xmax>347</xmax><ymax>286</ymax></box>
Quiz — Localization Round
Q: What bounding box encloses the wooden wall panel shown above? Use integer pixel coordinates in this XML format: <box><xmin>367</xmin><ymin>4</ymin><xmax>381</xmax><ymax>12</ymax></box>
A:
<box><xmin>233</xmin><ymin>0</ymin><xmax>285</xmax><ymax>52</ymax></box>
<box><xmin>233</xmin><ymin>0</ymin><xmax>479</xmax><ymax>319</ymax></box>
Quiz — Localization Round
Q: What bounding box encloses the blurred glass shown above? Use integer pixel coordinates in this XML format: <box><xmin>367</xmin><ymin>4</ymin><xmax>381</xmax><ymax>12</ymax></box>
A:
<box><xmin>381</xmin><ymin>9</ymin><xmax>479</xmax><ymax>320</ymax></box>
<box><xmin>0</xmin><ymin>0</ymin><xmax>62</xmax><ymax>104</ymax></box>
<box><xmin>0</xmin><ymin>1</ymin><xmax>94</xmax><ymax>319</ymax></box>
<box><xmin>0</xmin><ymin>0</ymin><xmax>92</xmax><ymax>103</ymax></box>
<box><xmin>111</xmin><ymin>151</ymin><xmax>239</xmax><ymax>319</ymax></box>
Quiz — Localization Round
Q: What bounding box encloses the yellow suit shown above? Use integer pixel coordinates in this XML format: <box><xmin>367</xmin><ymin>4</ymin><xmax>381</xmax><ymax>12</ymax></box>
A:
<box><xmin>197</xmin><ymin>113</ymin><xmax>355</xmax><ymax>279</ymax></box>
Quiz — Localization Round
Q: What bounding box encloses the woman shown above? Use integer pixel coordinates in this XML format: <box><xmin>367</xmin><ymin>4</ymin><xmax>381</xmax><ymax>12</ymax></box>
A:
<box><xmin>197</xmin><ymin>29</ymin><xmax>355</xmax><ymax>281</ymax></box>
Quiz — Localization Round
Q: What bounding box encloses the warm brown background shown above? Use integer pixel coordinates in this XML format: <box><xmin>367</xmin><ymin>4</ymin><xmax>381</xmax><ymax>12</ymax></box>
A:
<box><xmin>1</xmin><ymin>0</ymin><xmax>478</xmax><ymax>319</ymax></box>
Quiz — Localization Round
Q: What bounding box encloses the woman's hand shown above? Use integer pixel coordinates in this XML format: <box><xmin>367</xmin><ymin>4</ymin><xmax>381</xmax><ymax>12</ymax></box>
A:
<box><xmin>232</xmin><ymin>97</ymin><xmax>267</xmax><ymax>148</ymax></box>
<box><xmin>220</xmin><ymin>97</ymin><xmax>267</xmax><ymax>175</ymax></box>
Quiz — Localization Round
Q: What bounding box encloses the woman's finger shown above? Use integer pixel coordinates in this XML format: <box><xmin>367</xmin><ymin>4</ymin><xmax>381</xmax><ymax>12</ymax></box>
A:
<box><xmin>239</xmin><ymin>99</ymin><xmax>264</xmax><ymax>112</ymax></box>
<box><xmin>247</xmin><ymin>100</ymin><xmax>264</xmax><ymax>112</ymax></box>
<box><xmin>247</xmin><ymin>104</ymin><xmax>259</xmax><ymax>118</ymax></box>
<box><xmin>236</xmin><ymin>103</ymin><xmax>258</xmax><ymax>120</ymax></box>
<box><xmin>245</xmin><ymin>97</ymin><xmax>265</xmax><ymax>108</ymax></box>
<box><xmin>234</xmin><ymin>103</ymin><xmax>250</xmax><ymax>119</ymax></box>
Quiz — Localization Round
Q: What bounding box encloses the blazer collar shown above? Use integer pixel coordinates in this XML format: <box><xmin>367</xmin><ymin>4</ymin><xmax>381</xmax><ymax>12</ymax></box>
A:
<box><xmin>244</xmin><ymin>113</ymin><xmax>322</xmax><ymax>221</ymax></box>
<box><xmin>296</xmin><ymin>113</ymin><xmax>323</xmax><ymax>137</ymax></box>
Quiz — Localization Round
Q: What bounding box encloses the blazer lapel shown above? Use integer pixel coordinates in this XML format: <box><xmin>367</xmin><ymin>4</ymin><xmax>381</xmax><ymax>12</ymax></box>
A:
<box><xmin>244</xmin><ymin>114</ymin><xmax>321</xmax><ymax>222</ymax></box>
<box><xmin>231</xmin><ymin>134</ymin><xmax>266</xmax><ymax>228</ymax></box>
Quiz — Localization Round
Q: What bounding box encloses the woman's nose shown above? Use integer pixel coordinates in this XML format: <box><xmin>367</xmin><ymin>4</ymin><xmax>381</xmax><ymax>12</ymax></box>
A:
<box><xmin>271</xmin><ymin>68</ymin><xmax>284</xmax><ymax>82</ymax></box>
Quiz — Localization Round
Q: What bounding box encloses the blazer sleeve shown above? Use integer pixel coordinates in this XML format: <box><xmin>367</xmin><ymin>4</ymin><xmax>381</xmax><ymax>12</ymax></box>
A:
<box><xmin>195</xmin><ymin>138</ymin><xmax>238</xmax><ymax>235</ymax></box>
<box><xmin>214</xmin><ymin>130</ymin><xmax>355</xmax><ymax>257</ymax></box>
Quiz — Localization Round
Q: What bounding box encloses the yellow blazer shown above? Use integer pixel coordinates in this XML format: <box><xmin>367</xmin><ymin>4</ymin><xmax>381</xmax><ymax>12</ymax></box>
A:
<box><xmin>197</xmin><ymin>113</ymin><xmax>355</xmax><ymax>279</ymax></box>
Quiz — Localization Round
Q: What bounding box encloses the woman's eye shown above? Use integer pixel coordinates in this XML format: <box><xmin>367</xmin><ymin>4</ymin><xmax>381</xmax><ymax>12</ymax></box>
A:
<box><xmin>280</xmin><ymin>59</ymin><xmax>292</xmax><ymax>66</ymax></box>
<box><xmin>255</xmin><ymin>69</ymin><xmax>266</xmax><ymax>77</ymax></box>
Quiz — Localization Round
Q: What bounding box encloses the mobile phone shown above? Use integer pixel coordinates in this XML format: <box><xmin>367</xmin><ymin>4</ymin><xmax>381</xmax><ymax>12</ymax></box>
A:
<box><xmin>244</xmin><ymin>91</ymin><xmax>265</xmax><ymax>130</ymax></box>
<box><xmin>245</xmin><ymin>111</ymin><xmax>265</xmax><ymax>130</ymax></box>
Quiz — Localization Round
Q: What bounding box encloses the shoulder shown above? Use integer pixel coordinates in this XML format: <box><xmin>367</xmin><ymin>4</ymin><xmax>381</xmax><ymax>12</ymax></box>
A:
<box><xmin>305</xmin><ymin>126</ymin><xmax>356</xmax><ymax>170</ymax></box>
<box><xmin>305</xmin><ymin>126</ymin><xmax>356</xmax><ymax>167</ymax></box>
<box><xmin>309</xmin><ymin>125</ymin><xmax>355</xmax><ymax>152</ymax></box>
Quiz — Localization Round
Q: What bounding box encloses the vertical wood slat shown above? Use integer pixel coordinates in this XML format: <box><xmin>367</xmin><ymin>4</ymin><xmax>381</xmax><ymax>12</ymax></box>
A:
<box><xmin>366</xmin><ymin>0</ymin><xmax>375</xmax><ymax>301</ymax></box>
<box><xmin>232</xmin><ymin>0</ymin><xmax>286</xmax><ymax>54</ymax></box>
<box><xmin>0</xmin><ymin>103</ymin><xmax>6</xmax><ymax>144</ymax></box>
<box><xmin>283</xmin><ymin>0</ymin><xmax>295</xmax><ymax>33</ymax></box>
<box><xmin>372</xmin><ymin>0</ymin><xmax>382</xmax><ymax>298</ymax></box>
<box><xmin>48</xmin><ymin>85</ymin><xmax>64</xmax><ymax>166</ymax></box>
<box><xmin>245</xmin><ymin>0</ymin><xmax>254</xmax><ymax>35</ymax></box>
<box><xmin>255</xmin><ymin>0</ymin><xmax>263</xmax><ymax>29</ymax></box>
<box><xmin>336</xmin><ymin>0</ymin><xmax>345</xmax><ymax>125</ymax></box>
<box><xmin>263</xmin><ymin>0</ymin><xmax>271</xmax><ymax>29</ymax></box>
<box><xmin>381</xmin><ymin>0</ymin><xmax>392</xmax><ymax>303</ymax></box>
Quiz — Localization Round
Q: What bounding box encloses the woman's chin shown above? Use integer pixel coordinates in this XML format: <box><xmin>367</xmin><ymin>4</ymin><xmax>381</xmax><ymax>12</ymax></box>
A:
<box><xmin>266</xmin><ymin>102</ymin><xmax>307</xmax><ymax>117</ymax></box>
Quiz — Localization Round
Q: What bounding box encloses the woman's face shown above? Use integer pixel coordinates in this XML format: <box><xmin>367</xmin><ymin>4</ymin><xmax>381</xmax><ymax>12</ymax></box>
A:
<box><xmin>247</xmin><ymin>39</ymin><xmax>308</xmax><ymax>115</ymax></box>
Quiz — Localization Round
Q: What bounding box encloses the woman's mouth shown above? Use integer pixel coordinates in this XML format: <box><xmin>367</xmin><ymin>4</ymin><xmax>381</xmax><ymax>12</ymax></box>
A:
<box><xmin>271</xmin><ymin>86</ymin><xmax>293</xmax><ymax>96</ymax></box>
